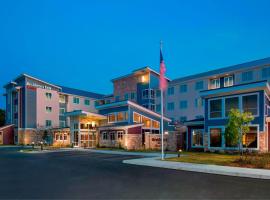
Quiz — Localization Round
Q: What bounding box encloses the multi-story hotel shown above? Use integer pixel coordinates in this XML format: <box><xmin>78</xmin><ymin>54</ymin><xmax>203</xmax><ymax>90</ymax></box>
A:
<box><xmin>2</xmin><ymin>57</ymin><xmax>270</xmax><ymax>152</ymax></box>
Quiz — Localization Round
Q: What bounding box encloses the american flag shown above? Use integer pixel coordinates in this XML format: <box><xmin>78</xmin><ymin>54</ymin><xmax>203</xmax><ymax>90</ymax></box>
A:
<box><xmin>159</xmin><ymin>48</ymin><xmax>167</xmax><ymax>91</ymax></box>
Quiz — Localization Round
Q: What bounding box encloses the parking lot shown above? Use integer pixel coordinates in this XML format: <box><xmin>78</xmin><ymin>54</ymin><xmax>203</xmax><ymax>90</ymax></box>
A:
<box><xmin>1</xmin><ymin>147</ymin><xmax>270</xmax><ymax>199</ymax></box>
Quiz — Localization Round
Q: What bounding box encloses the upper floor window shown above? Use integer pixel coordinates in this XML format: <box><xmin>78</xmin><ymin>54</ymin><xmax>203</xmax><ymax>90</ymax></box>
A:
<box><xmin>46</xmin><ymin>92</ymin><xmax>52</xmax><ymax>100</ymax></box>
<box><xmin>74</xmin><ymin>123</ymin><xmax>79</xmax><ymax>129</ymax></box>
<box><xmin>84</xmin><ymin>99</ymin><xmax>90</xmax><ymax>106</ymax></box>
<box><xmin>180</xmin><ymin>84</ymin><xmax>187</xmax><ymax>93</ymax></box>
<box><xmin>210</xmin><ymin>78</ymin><xmax>220</xmax><ymax>89</ymax></box>
<box><xmin>46</xmin><ymin>106</ymin><xmax>52</xmax><ymax>113</ymax></box>
<box><xmin>60</xmin><ymin>108</ymin><xmax>66</xmax><ymax>115</ymax></box>
<box><xmin>242</xmin><ymin>71</ymin><xmax>253</xmax><ymax>82</ymax></box>
<box><xmin>124</xmin><ymin>93</ymin><xmax>129</xmax><ymax>100</ymax></box>
<box><xmin>167</xmin><ymin>87</ymin><xmax>174</xmax><ymax>96</ymax></box>
<box><xmin>209</xmin><ymin>99</ymin><xmax>222</xmax><ymax>118</ymax></box>
<box><xmin>225</xmin><ymin>97</ymin><xmax>239</xmax><ymax>117</ymax></box>
<box><xmin>108</xmin><ymin>112</ymin><xmax>128</xmax><ymax>123</ymax></box>
<box><xmin>73</xmin><ymin>97</ymin><xmax>80</xmax><ymax>104</ymax></box>
<box><xmin>167</xmin><ymin>102</ymin><xmax>175</xmax><ymax>111</ymax></box>
<box><xmin>142</xmin><ymin>89</ymin><xmax>155</xmax><ymax>99</ymax></box>
<box><xmin>59</xmin><ymin>95</ymin><xmax>66</xmax><ymax>103</ymax></box>
<box><xmin>130</xmin><ymin>92</ymin><xmax>135</xmax><ymax>100</ymax></box>
<box><xmin>262</xmin><ymin>67</ymin><xmax>270</xmax><ymax>79</ymax></box>
<box><xmin>242</xmin><ymin>94</ymin><xmax>258</xmax><ymax>116</ymax></box>
<box><xmin>224</xmin><ymin>76</ymin><xmax>234</xmax><ymax>87</ymax></box>
<box><xmin>60</xmin><ymin>121</ymin><xmax>66</xmax><ymax>128</ymax></box>
<box><xmin>179</xmin><ymin>100</ymin><xmax>188</xmax><ymax>109</ymax></box>
<box><xmin>195</xmin><ymin>81</ymin><xmax>204</xmax><ymax>90</ymax></box>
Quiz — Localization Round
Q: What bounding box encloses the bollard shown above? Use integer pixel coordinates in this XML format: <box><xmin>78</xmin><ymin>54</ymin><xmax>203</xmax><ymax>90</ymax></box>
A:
<box><xmin>178</xmin><ymin>149</ymin><xmax>182</xmax><ymax>158</ymax></box>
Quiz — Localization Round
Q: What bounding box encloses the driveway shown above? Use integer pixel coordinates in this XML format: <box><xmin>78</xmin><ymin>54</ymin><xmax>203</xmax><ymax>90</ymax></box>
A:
<box><xmin>0</xmin><ymin>147</ymin><xmax>270</xmax><ymax>199</ymax></box>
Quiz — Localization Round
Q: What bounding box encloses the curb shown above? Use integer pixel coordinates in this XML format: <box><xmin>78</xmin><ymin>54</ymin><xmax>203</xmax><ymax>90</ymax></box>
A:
<box><xmin>123</xmin><ymin>157</ymin><xmax>270</xmax><ymax>180</ymax></box>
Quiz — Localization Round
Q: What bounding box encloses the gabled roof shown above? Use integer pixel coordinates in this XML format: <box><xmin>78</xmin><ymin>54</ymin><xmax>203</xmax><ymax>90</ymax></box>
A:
<box><xmin>59</xmin><ymin>85</ymin><xmax>105</xmax><ymax>99</ymax></box>
<box><xmin>111</xmin><ymin>66</ymin><xmax>171</xmax><ymax>82</ymax></box>
<box><xmin>171</xmin><ymin>57</ymin><xmax>270</xmax><ymax>84</ymax></box>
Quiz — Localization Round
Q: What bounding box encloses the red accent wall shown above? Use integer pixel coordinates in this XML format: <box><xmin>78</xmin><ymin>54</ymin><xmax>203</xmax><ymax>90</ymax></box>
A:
<box><xmin>0</xmin><ymin>125</ymin><xmax>14</xmax><ymax>145</ymax></box>
<box><xmin>128</xmin><ymin>126</ymin><xmax>142</xmax><ymax>134</ymax></box>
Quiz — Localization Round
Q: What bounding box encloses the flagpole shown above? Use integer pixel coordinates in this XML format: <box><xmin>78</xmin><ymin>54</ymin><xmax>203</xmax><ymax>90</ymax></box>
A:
<box><xmin>160</xmin><ymin>40</ymin><xmax>164</xmax><ymax>160</ymax></box>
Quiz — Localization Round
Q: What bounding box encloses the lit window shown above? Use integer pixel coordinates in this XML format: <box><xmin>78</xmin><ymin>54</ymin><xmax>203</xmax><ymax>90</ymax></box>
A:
<box><xmin>224</xmin><ymin>76</ymin><xmax>234</xmax><ymax>87</ymax></box>
<box><xmin>142</xmin><ymin>116</ymin><xmax>151</xmax><ymax>128</ymax></box>
<box><xmin>108</xmin><ymin>113</ymin><xmax>116</xmax><ymax>122</ymax></box>
<box><xmin>133</xmin><ymin>112</ymin><xmax>141</xmax><ymax>123</ymax></box>
<box><xmin>243</xmin><ymin>127</ymin><xmax>258</xmax><ymax>148</ymax></box>
<box><xmin>152</xmin><ymin>120</ymin><xmax>160</xmax><ymax>129</ymax></box>
<box><xmin>59</xmin><ymin>95</ymin><xmax>66</xmax><ymax>103</ymax></box>
<box><xmin>209</xmin><ymin>99</ymin><xmax>222</xmax><ymax>118</ymax></box>
<box><xmin>210</xmin><ymin>128</ymin><xmax>222</xmax><ymax>147</ymax></box>
<box><xmin>117</xmin><ymin>112</ymin><xmax>125</xmax><ymax>121</ymax></box>
<box><xmin>210</xmin><ymin>78</ymin><xmax>220</xmax><ymax>89</ymax></box>
<box><xmin>192</xmin><ymin>129</ymin><xmax>204</xmax><ymax>147</ymax></box>
<box><xmin>46</xmin><ymin>93</ymin><xmax>52</xmax><ymax>99</ymax></box>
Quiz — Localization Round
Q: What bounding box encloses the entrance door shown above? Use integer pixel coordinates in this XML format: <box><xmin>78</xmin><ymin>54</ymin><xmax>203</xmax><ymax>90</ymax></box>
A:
<box><xmin>80</xmin><ymin>132</ymin><xmax>96</xmax><ymax>148</ymax></box>
<box><xmin>0</xmin><ymin>131</ymin><xmax>3</xmax><ymax>145</ymax></box>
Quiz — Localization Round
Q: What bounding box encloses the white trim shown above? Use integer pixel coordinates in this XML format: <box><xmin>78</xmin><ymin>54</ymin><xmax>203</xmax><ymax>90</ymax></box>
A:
<box><xmin>98</xmin><ymin>123</ymin><xmax>144</xmax><ymax>130</ymax></box>
<box><xmin>133</xmin><ymin>111</ymin><xmax>160</xmax><ymax>130</ymax></box>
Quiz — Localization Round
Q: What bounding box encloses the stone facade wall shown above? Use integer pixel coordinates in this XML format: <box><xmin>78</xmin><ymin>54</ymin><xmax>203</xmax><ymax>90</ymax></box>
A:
<box><xmin>259</xmin><ymin>131</ymin><xmax>268</xmax><ymax>152</ymax></box>
<box><xmin>18</xmin><ymin>129</ymin><xmax>42</xmax><ymax>145</ymax></box>
<box><xmin>126</xmin><ymin>134</ymin><xmax>142</xmax><ymax>150</ymax></box>
<box><xmin>52</xmin><ymin>129</ymin><xmax>71</xmax><ymax>147</ymax></box>
<box><xmin>0</xmin><ymin>125</ymin><xmax>14</xmax><ymax>145</ymax></box>
<box><xmin>144</xmin><ymin>132</ymin><xmax>178</xmax><ymax>151</ymax></box>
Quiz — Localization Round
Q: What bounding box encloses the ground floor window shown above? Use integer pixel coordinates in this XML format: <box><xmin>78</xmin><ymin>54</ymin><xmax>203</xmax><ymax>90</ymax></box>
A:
<box><xmin>102</xmin><ymin>132</ymin><xmax>108</xmax><ymax>140</ymax></box>
<box><xmin>192</xmin><ymin>129</ymin><xmax>203</xmax><ymax>147</ymax></box>
<box><xmin>117</xmin><ymin>131</ymin><xmax>124</xmax><ymax>140</ymax></box>
<box><xmin>243</xmin><ymin>126</ymin><xmax>258</xmax><ymax>148</ymax></box>
<box><xmin>109</xmin><ymin>131</ymin><xmax>115</xmax><ymax>140</ymax></box>
<box><xmin>210</xmin><ymin>128</ymin><xmax>222</xmax><ymax>147</ymax></box>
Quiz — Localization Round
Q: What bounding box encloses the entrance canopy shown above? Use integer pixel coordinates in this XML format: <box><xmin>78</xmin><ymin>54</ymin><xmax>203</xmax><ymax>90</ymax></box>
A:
<box><xmin>65</xmin><ymin>110</ymin><xmax>107</xmax><ymax>120</ymax></box>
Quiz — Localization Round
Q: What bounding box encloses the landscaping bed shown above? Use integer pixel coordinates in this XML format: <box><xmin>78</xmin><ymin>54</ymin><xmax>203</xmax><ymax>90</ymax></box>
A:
<box><xmin>166</xmin><ymin>152</ymin><xmax>270</xmax><ymax>169</ymax></box>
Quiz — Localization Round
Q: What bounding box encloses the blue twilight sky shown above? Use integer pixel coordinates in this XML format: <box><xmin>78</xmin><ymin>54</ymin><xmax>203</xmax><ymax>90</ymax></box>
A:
<box><xmin>1</xmin><ymin>0</ymin><xmax>270</xmax><ymax>109</ymax></box>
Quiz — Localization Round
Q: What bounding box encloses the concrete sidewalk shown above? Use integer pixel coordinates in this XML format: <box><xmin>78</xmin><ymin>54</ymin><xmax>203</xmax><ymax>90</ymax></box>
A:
<box><xmin>123</xmin><ymin>157</ymin><xmax>270</xmax><ymax>180</ymax></box>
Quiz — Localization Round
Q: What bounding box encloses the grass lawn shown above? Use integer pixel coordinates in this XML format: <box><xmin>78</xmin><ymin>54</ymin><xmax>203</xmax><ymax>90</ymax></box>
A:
<box><xmin>166</xmin><ymin>152</ymin><xmax>270</xmax><ymax>169</ymax></box>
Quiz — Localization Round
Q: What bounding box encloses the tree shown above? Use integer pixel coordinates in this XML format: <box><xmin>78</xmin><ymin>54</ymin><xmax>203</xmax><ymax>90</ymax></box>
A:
<box><xmin>225</xmin><ymin>109</ymin><xmax>254</xmax><ymax>156</ymax></box>
<box><xmin>0</xmin><ymin>109</ymin><xmax>5</xmax><ymax>127</ymax></box>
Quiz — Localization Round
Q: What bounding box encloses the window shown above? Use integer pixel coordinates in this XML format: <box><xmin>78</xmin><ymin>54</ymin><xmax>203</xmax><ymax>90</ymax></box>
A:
<box><xmin>74</xmin><ymin>123</ymin><xmax>78</xmax><ymax>129</ymax></box>
<box><xmin>63</xmin><ymin>134</ymin><xmax>67</xmax><ymax>141</ymax></box>
<box><xmin>210</xmin><ymin>128</ymin><xmax>222</xmax><ymax>147</ymax></box>
<box><xmin>242</xmin><ymin>94</ymin><xmax>258</xmax><ymax>115</ymax></box>
<box><xmin>110</xmin><ymin>132</ymin><xmax>115</xmax><ymax>140</ymax></box>
<box><xmin>46</xmin><ymin>106</ymin><xmax>52</xmax><ymax>113</ymax></box>
<box><xmin>117</xmin><ymin>112</ymin><xmax>125</xmax><ymax>121</ymax></box>
<box><xmin>243</xmin><ymin>126</ymin><xmax>258</xmax><ymax>148</ymax></box>
<box><xmin>45</xmin><ymin>120</ymin><xmax>52</xmax><ymax>127</ymax></box>
<box><xmin>179</xmin><ymin>116</ymin><xmax>187</xmax><ymax>122</ymax></box>
<box><xmin>130</xmin><ymin>92</ymin><xmax>135</xmax><ymax>100</ymax></box>
<box><xmin>180</xmin><ymin>84</ymin><xmax>187</xmax><ymax>93</ymax></box>
<box><xmin>242</xmin><ymin>71</ymin><xmax>253</xmax><ymax>82</ymax></box>
<box><xmin>156</xmin><ymin>104</ymin><xmax>161</xmax><ymax>112</ymax></box>
<box><xmin>179</xmin><ymin>100</ymin><xmax>188</xmax><ymax>109</ymax></box>
<box><xmin>210</xmin><ymin>78</ymin><xmax>220</xmax><ymax>89</ymax></box>
<box><xmin>124</xmin><ymin>93</ymin><xmax>129</xmax><ymax>100</ymax></box>
<box><xmin>224</xmin><ymin>76</ymin><xmax>234</xmax><ymax>87</ymax></box>
<box><xmin>45</xmin><ymin>92</ymin><xmax>52</xmax><ymax>99</ymax></box>
<box><xmin>59</xmin><ymin>95</ymin><xmax>66</xmax><ymax>103</ymax></box>
<box><xmin>60</xmin><ymin>121</ymin><xmax>65</xmax><ymax>128</ymax></box>
<box><xmin>192</xmin><ymin>129</ymin><xmax>204</xmax><ymax>147</ymax></box>
<box><xmin>117</xmin><ymin>131</ymin><xmax>124</xmax><ymax>140</ymax></box>
<box><xmin>102</xmin><ymin>132</ymin><xmax>108</xmax><ymax>140</ymax></box>
<box><xmin>167</xmin><ymin>102</ymin><xmax>175</xmax><ymax>111</ymax></box>
<box><xmin>209</xmin><ymin>99</ymin><xmax>222</xmax><ymax>118</ymax></box>
<box><xmin>167</xmin><ymin>87</ymin><xmax>174</xmax><ymax>95</ymax></box>
<box><xmin>142</xmin><ymin>116</ymin><xmax>151</xmax><ymax>128</ymax></box>
<box><xmin>152</xmin><ymin>120</ymin><xmax>160</xmax><ymax>129</ymax></box>
<box><xmin>262</xmin><ymin>67</ymin><xmax>270</xmax><ymax>79</ymax></box>
<box><xmin>156</xmin><ymin>90</ymin><xmax>161</xmax><ymax>97</ymax></box>
<box><xmin>84</xmin><ymin>99</ymin><xmax>90</xmax><ymax>106</ymax></box>
<box><xmin>150</xmin><ymin>90</ymin><xmax>155</xmax><ymax>99</ymax></box>
<box><xmin>142</xmin><ymin>90</ymin><xmax>149</xmax><ymax>99</ymax></box>
<box><xmin>225</xmin><ymin>97</ymin><xmax>239</xmax><ymax>117</ymax></box>
<box><xmin>55</xmin><ymin>134</ymin><xmax>60</xmax><ymax>141</ymax></box>
<box><xmin>133</xmin><ymin>112</ymin><xmax>141</xmax><ymax>123</ymax></box>
<box><xmin>73</xmin><ymin>97</ymin><xmax>80</xmax><ymax>104</ymax></box>
<box><xmin>150</xmin><ymin>104</ymin><xmax>155</xmax><ymax>111</ymax></box>
<box><xmin>60</xmin><ymin>108</ymin><xmax>66</xmax><ymax>115</ymax></box>
<box><xmin>195</xmin><ymin>81</ymin><xmax>204</xmax><ymax>90</ymax></box>
<box><xmin>108</xmin><ymin>113</ymin><xmax>116</xmax><ymax>123</ymax></box>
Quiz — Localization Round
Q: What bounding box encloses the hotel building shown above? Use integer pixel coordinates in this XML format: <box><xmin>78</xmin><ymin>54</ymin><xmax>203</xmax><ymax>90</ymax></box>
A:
<box><xmin>2</xmin><ymin>57</ymin><xmax>270</xmax><ymax>152</ymax></box>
